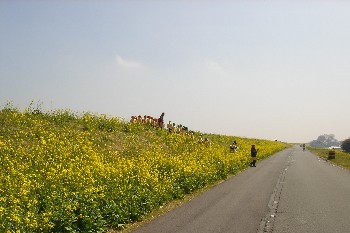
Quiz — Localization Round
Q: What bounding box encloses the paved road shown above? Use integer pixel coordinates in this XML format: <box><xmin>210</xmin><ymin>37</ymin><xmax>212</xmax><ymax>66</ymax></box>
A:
<box><xmin>132</xmin><ymin>146</ymin><xmax>350</xmax><ymax>233</ymax></box>
<box><xmin>272</xmin><ymin>147</ymin><xmax>350</xmax><ymax>233</ymax></box>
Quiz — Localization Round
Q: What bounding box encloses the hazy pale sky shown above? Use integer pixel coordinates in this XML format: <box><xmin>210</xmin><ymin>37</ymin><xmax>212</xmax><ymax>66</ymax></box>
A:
<box><xmin>1</xmin><ymin>1</ymin><xmax>349</xmax><ymax>143</ymax></box>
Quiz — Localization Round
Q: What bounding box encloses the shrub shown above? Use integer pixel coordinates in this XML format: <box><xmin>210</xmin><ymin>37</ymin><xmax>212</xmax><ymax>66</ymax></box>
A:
<box><xmin>341</xmin><ymin>139</ymin><xmax>350</xmax><ymax>153</ymax></box>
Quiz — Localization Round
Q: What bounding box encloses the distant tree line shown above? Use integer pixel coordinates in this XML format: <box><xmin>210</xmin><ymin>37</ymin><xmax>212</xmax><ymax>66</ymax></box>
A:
<box><xmin>309</xmin><ymin>134</ymin><xmax>350</xmax><ymax>153</ymax></box>
<box><xmin>309</xmin><ymin>134</ymin><xmax>340</xmax><ymax>148</ymax></box>
<box><xmin>342</xmin><ymin>138</ymin><xmax>350</xmax><ymax>153</ymax></box>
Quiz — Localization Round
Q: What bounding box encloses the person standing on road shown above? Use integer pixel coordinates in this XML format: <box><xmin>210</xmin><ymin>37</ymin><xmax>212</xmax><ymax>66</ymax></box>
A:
<box><xmin>250</xmin><ymin>145</ymin><xmax>259</xmax><ymax>167</ymax></box>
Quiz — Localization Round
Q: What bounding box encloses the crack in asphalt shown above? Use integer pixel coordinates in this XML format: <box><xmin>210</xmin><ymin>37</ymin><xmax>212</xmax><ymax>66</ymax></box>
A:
<box><xmin>257</xmin><ymin>150</ymin><xmax>294</xmax><ymax>233</ymax></box>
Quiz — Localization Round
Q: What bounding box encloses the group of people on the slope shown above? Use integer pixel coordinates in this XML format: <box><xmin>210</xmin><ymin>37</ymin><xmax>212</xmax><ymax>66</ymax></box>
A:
<box><xmin>130</xmin><ymin>113</ymin><xmax>193</xmax><ymax>137</ymax></box>
<box><xmin>166</xmin><ymin>121</ymin><xmax>192</xmax><ymax>136</ymax></box>
<box><xmin>230</xmin><ymin>142</ymin><xmax>258</xmax><ymax>167</ymax></box>
<box><xmin>130</xmin><ymin>112</ymin><xmax>165</xmax><ymax>129</ymax></box>
<box><xmin>132</xmin><ymin>112</ymin><xmax>261</xmax><ymax>167</ymax></box>
<box><xmin>198</xmin><ymin>134</ymin><xmax>211</xmax><ymax>146</ymax></box>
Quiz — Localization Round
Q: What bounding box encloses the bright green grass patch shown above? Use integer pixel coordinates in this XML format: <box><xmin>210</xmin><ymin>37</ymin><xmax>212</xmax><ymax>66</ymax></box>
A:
<box><xmin>0</xmin><ymin>106</ymin><xmax>289</xmax><ymax>232</ymax></box>
<box><xmin>308</xmin><ymin>147</ymin><xmax>350</xmax><ymax>170</ymax></box>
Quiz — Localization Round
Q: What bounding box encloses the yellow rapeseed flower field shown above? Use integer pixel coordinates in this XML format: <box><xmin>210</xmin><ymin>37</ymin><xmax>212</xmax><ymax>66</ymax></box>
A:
<box><xmin>0</xmin><ymin>106</ymin><xmax>289</xmax><ymax>232</ymax></box>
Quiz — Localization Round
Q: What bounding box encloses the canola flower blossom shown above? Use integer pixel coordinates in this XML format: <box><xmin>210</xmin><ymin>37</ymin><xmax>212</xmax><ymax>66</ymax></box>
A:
<box><xmin>0</xmin><ymin>106</ymin><xmax>289</xmax><ymax>232</ymax></box>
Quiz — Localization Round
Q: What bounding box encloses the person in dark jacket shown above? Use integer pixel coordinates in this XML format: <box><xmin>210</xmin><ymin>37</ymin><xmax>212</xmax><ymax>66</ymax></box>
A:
<box><xmin>250</xmin><ymin>145</ymin><xmax>259</xmax><ymax>167</ymax></box>
<box><xmin>158</xmin><ymin>112</ymin><xmax>165</xmax><ymax>129</ymax></box>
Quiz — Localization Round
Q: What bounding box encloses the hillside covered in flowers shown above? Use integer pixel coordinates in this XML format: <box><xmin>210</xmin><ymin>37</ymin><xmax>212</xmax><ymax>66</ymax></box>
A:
<box><xmin>0</xmin><ymin>106</ymin><xmax>289</xmax><ymax>232</ymax></box>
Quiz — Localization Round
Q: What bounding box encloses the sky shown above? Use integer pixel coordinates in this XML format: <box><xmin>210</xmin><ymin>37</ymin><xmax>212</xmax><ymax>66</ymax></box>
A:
<box><xmin>1</xmin><ymin>1</ymin><xmax>350</xmax><ymax>143</ymax></box>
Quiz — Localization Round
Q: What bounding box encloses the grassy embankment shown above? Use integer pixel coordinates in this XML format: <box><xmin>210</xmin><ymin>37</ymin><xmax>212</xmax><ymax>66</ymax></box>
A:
<box><xmin>0</xmin><ymin>105</ymin><xmax>289</xmax><ymax>232</ymax></box>
<box><xmin>308</xmin><ymin>147</ymin><xmax>350</xmax><ymax>170</ymax></box>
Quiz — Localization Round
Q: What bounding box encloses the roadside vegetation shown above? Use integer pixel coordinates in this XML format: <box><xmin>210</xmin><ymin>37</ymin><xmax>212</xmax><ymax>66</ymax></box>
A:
<box><xmin>341</xmin><ymin>138</ymin><xmax>350</xmax><ymax>153</ymax></box>
<box><xmin>308</xmin><ymin>147</ymin><xmax>350</xmax><ymax>170</ymax></box>
<box><xmin>0</xmin><ymin>104</ymin><xmax>289</xmax><ymax>232</ymax></box>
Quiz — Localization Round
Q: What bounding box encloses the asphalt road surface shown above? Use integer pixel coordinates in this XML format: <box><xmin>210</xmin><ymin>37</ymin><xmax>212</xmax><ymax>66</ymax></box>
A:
<box><xmin>132</xmin><ymin>146</ymin><xmax>350</xmax><ymax>233</ymax></box>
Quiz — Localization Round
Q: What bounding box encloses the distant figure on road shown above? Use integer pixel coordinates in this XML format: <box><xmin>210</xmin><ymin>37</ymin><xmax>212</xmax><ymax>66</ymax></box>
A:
<box><xmin>250</xmin><ymin>145</ymin><xmax>259</xmax><ymax>167</ymax></box>
<box><xmin>302</xmin><ymin>144</ymin><xmax>306</xmax><ymax>152</ymax></box>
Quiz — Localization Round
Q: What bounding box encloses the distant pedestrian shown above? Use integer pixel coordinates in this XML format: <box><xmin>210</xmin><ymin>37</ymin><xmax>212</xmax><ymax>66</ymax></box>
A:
<box><xmin>204</xmin><ymin>137</ymin><xmax>210</xmax><ymax>146</ymax></box>
<box><xmin>198</xmin><ymin>134</ymin><xmax>204</xmax><ymax>143</ymax></box>
<box><xmin>167</xmin><ymin>121</ymin><xmax>173</xmax><ymax>133</ymax></box>
<box><xmin>250</xmin><ymin>145</ymin><xmax>259</xmax><ymax>167</ymax></box>
<box><xmin>230</xmin><ymin>140</ymin><xmax>238</xmax><ymax>152</ymax></box>
<box><xmin>158</xmin><ymin>112</ymin><xmax>165</xmax><ymax>129</ymax></box>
